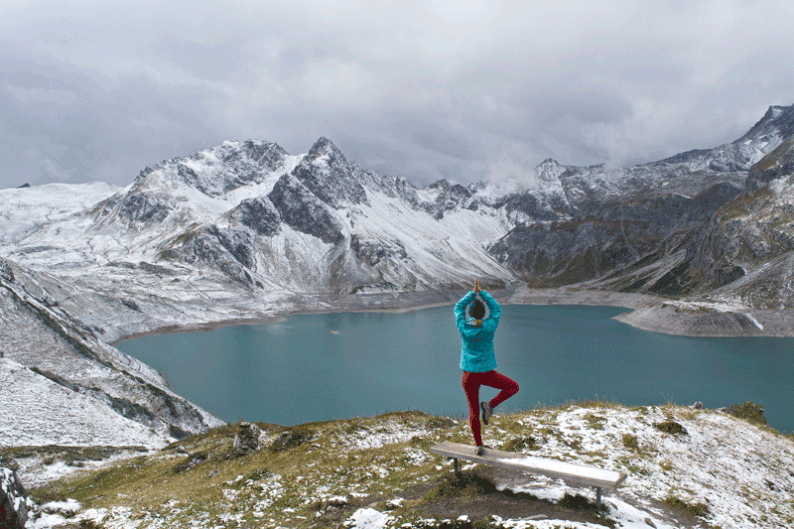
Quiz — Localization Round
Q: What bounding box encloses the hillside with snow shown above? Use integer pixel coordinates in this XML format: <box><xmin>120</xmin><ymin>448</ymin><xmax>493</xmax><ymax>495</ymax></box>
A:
<box><xmin>11</xmin><ymin>403</ymin><xmax>794</xmax><ymax>529</ymax></box>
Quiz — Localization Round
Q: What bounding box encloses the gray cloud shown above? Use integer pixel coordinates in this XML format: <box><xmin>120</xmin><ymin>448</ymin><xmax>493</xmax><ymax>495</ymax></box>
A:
<box><xmin>1</xmin><ymin>0</ymin><xmax>793</xmax><ymax>189</ymax></box>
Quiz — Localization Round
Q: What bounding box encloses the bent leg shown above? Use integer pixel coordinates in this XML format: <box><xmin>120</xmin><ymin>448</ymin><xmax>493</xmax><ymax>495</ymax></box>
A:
<box><xmin>482</xmin><ymin>371</ymin><xmax>519</xmax><ymax>409</ymax></box>
<box><xmin>461</xmin><ymin>371</ymin><xmax>483</xmax><ymax>446</ymax></box>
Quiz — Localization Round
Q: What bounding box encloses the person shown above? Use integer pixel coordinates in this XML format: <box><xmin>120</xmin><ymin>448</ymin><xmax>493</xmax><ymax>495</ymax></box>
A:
<box><xmin>454</xmin><ymin>278</ymin><xmax>519</xmax><ymax>455</ymax></box>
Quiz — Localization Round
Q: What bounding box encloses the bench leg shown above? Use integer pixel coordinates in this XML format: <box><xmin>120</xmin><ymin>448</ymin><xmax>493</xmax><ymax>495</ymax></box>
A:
<box><xmin>596</xmin><ymin>487</ymin><xmax>602</xmax><ymax>508</ymax></box>
<box><xmin>452</xmin><ymin>458</ymin><xmax>460</xmax><ymax>474</ymax></box>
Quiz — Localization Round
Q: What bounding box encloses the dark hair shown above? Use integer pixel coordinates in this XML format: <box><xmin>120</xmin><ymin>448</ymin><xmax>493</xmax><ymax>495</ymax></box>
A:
<box><xmin>471</xmin><ymin>300</ymin><xmax>485</xmax><ymax>320</ymax></box>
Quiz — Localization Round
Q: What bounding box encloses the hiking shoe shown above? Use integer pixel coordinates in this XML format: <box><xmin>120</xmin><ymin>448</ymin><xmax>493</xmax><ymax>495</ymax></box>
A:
<box><xmin>475</xmin><ymin>445</ymin><xmax>485</xmax><ymax>456</ymax></box>
<box><xmin>481</xmin><ymin>401</ymin><xmax>493</xmax><ymax>425</ymax></box>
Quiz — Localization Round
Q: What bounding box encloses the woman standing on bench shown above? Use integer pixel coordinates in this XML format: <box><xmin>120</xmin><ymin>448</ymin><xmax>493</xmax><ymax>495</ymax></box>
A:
<box><xmin>455</xmin><ymin>278</ymin><xmax>519</xmax><ymax>455</ymax></box>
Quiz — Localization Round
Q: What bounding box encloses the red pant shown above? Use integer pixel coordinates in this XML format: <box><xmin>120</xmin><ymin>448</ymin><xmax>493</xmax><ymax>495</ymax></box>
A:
<box><xmin>462</xmin><ymin>370</ymin><xmax>519</xmax><ymax>446</ymax></box>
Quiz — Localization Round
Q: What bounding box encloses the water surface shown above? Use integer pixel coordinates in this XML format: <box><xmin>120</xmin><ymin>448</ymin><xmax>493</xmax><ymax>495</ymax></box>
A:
<box><xmin>116</xmin><ymin>305</ymin><xmax>794</xmax><ymax>432</ymax></box>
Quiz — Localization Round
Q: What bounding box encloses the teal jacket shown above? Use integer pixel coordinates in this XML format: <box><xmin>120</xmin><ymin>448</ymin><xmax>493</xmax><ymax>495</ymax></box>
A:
<box><xmin>455</xmin><ymin>290</ymin><xmax>502</xmax><ymax>372</ymax></box>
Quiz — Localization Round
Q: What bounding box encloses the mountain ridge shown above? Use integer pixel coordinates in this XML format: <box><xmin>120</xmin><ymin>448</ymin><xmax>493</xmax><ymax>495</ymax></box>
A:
<box><xmin>3</xmin><ymin>103</ymin><xmax>794</xmax><ymax>450</ymax></box>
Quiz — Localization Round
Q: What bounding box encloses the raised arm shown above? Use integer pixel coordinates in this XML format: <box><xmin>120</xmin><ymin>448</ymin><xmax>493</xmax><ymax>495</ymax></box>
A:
<box><xmin>479</xmin><ymin>291</ymin><xmax>501</xmax><ymax>331</ymax></box>
<box><xmin>455</xmin><ymin>290</ymin><xmax>476</xmax><ymax>331</ymax></box>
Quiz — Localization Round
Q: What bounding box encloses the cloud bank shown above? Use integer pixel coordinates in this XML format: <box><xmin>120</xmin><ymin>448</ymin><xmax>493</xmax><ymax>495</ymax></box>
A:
<box><xmin>1</xmin><ymin>0</ymin><xmax>793</xmax><ymax>189</ymax></box>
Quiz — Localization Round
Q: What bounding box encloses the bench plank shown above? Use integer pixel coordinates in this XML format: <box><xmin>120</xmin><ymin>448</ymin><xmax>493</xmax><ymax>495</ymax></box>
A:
<box><xmin>429</xmin><ymin>441</ymin><xmax>626</xmax><ymax>490</ymax></box>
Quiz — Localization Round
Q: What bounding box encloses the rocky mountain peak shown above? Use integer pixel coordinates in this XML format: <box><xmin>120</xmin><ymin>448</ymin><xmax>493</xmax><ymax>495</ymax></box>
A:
<box><xmin>130</xmin><ymin>139</ymin><xmax>289</xmax><ymax>198</ymax></box>
<box><xmin>735</xmin><ymin>104</ymin><xmax>794</xmax><ymax>145</ymax></box>
<box><xmin>535</xmin><ymin>158</ymin><xmax>566</xmax><ymax>182</ymax></box>
<box><xmin>307</xmin><ymin>136</ymin><xmax>341</xmax><ymax>158</ymax></box>
<box><xmin>427</xmin><ymin>179</ymin><xmax>453</xmax><ymax>190</ymax></box>
<box><xmin>291</xmin><ymin>137</ymin><xmax>369</xmax><ymax>208</ymax></box>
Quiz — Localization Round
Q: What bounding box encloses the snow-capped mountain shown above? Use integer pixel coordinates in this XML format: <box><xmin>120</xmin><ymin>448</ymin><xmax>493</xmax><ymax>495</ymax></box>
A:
<box><xmin>492</xmin><ymin>104</ymin><xmax>794</xmax><ymax>293</ymax></box>
<box><xmin>2</xmin><ymin>103</ymin><xmax>794</xmax><ymax>446</ymax></box>
<box><xmin>6</xmin><ymin>105</ymin><xmax>792</xmax><ymax>303</ymax></box>
<box><xmin>2</xmin><ymin>135</ymin><xmax>517</xmax><ymax>302</ymax></box>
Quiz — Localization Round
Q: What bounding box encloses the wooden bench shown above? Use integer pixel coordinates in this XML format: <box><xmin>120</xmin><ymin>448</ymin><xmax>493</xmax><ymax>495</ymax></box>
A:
<box><xmin>429</xmin><ymin>441</ymin><xmax>626</xmax><ymax>507</ymax></box>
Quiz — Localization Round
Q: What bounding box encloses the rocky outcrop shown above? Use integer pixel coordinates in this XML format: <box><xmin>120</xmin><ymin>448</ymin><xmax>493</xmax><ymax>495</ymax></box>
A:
<box><xmin>745</xmin><ymin>133</ymin><xmax>794</xmax><ymax>192</ymax></box>
<box><xmin>353</xmin><ymin>166</ymin><xmax>420</xmax><ymax>206</ymax></box>
<box><xmin>0</xmin><ymin>258</ymin><xmax>13</xmax><ymax>283</ymax></box>
<box><xmin>268</xmin><ymin>173</ymin><xmax>345</xmax><ymax>244</ymax></box>
<box><xmin>158</xmin><ymin>226</ymin><xmax>256</xmax><ymax>286</ymax></box>
<box><xmin>685</xmin><ymin>134</ymin><xmax>794</xmax><ymax>294</ymax></box>
<box><xmin>1</xmin><ymin>461</ymin><xmax>28</xmax><ymax>529</ymax></box>
<box><xmin>93</xmin><ymin>191</ymin><xmax>173</xmax><ymax>226</ymax></box>
<box><xmin>232</xmin><ymin>422</ymin><xmax>261</xmax><ymax>453</ymax></box>
<box><xmin>140</xmin><ymin>140</ymin><xmax>289</xmax><ymax>197</ymax></box>
<box><xmin>421</xmin><ymin>179</ymin><xmax>476</xmax><ymax>219</ymax></box>
<box><xmin>490</xmin><ymin>179</ymin><xmax>742</xmax><ymax>289</ymax></box>
<box><xmin>349</xmin><ymin>234</ymin><xmax>409</xmax><ymax>267</ymax></box>
<box><xmin>229</xmin><ymin>197</ymin><xmax>281</xmax><ymax>237</ymax></box>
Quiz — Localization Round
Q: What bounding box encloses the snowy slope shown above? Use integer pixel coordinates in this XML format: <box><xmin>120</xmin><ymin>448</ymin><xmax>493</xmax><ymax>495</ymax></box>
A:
<box><xmin>0</xmin><ymin>359</ymin><xmax>163</xmax><ymax>448</ymax></box>
<box><xmin>1</xmin><ymin>258</ymin><xmax>224</xmax><ymax>448</ymax></box>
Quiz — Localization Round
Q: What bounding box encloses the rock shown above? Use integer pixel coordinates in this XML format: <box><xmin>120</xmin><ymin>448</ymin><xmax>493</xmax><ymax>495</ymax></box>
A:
<box><xmin>268</xmin><ymin>173</ymin><xmax>345</xmax><ymax>244</ymax></box>
<box><xmin>233</xmin><ymin>422</ymin><xmax>261</xmax><ymax>453</ymax></box>
<box><xmin>0</xmin><ymin>258</ymin><xmax>14</xmax><ymax>283</ymax></box>
<box><xmin>269</xmin><ymin>429</ymin><xmax>310</xmax><ymax>452</ymax></box>
<box><xmin>690</xmin><ymin>401</ymin><xmax>704</xmax><ymax>410</ymax></box>
<box><xmin>385</xmin><ymin>498</ymin><xmax>405</xmax><ymax>510</ymax></box>
<box><xmin>321</xmin><ymin>495</ymin><xmax>349</xmax><ymax>511</ymax></box>
<box><xmin>40</xmin><ymin>498</ymin><xmax>80</xmax><ymax>517</ymax></box>
<box><xmin>229</xmin><ymin>197</ymin><xmax>281</xmax><ymax>237</ymax></box>
<box><xmin>645</xmin><ymin>516</ymin><xmax>657</xmax><ymax>528</ymax></box>
<box><xmin>1</xmin><ymin>463</ymin><xmax>29</xmax><ymax>529</ymax></box>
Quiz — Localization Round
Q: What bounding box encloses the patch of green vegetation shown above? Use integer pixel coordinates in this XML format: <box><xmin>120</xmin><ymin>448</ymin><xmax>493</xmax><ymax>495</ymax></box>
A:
<box><xmin>472</xmin><ymin>516</ymin><xmax>499</xmax><ymax>529</ymax></box>
<box><xmin>718</xmin><ymin>186</ymin><xmax>773</xmax><ymax>219</ymax></box>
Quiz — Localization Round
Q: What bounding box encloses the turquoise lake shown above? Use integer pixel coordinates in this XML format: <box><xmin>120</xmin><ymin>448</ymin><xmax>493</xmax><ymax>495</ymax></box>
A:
<box><xmin>115</xmin><ymin>305</ymin><xmax>794</xmax><ymax>433</ymax></box>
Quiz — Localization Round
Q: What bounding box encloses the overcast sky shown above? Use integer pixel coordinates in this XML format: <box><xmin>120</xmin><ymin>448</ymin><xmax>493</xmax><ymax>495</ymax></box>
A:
<box><xmin>1</xmin><ymin>1</ymin><xmax>793</xmax><ymax>190</ymax></box>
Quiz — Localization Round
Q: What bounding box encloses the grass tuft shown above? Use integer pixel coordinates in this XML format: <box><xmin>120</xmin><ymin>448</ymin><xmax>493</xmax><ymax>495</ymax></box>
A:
<box><xmin>501</xmin><ymin>437</ymin><xmax>537</xmax><ymax>452</ymax></box>
<box><xmin>727</xmin><ymin>401</ymin><xmax>770</xmax><ymax>427</ymax></box>
<box><xmin>663</xmin><ymin>493</ymin><xmax>710</xmax><ymax>519</ymax></box>
<box><xmin>622</xmin><ymin>433</ymin><xmax>639</xmax><ymax>450</ymax></box>
<box><xmin>424</xmin><ymin>471</ymin><xmax>498</xmax><ymax>500</ymax></box>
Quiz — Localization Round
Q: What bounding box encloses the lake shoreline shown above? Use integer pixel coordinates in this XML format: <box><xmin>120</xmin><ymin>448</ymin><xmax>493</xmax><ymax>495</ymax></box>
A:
<box><xmin>111</xmin><ymin>285</ymin><xmax>794</xmax><ymax>345</ymax></box>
